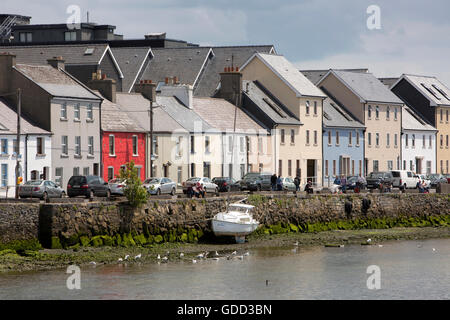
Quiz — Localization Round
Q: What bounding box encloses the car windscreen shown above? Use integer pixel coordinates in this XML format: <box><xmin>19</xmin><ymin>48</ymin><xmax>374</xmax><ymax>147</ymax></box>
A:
<box><xmin>187</xmin><ymin>178</ymin><xmax>200</xmax><ymax>183</ymax></box>
<box><xmin>391</xmin><ymin>172</ymin><xmax>401</xmax><ymax>177</ymax></box>
<box><xmin>144</xmin><ymin>178</ymin><xmax>160</xmax><ymax>184</ymax></box>
<box><xmin>24</xmin><ymin>180</ymin><xmax>42</xmax><ymax>185</ymax></box>
<box><xmin>369</xmin><ymin>173</ymin><xmax>383</xmax><ymax>178</ymax></box>
<box><xmin>68</xmin><ymin>176</ymin><xmax>86</xmax><ymax>185</ymax></box>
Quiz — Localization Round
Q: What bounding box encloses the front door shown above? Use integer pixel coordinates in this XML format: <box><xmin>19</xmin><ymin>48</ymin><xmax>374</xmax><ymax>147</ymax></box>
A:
<box><xmin>307</xmin><ymin>160</ymin><xmax>316</xmax><ymax>185</ymax></box>
<box><xmin>415</xmin><ymin>158</ymin><xmax>422</xmax><ymax>174</ymax></box>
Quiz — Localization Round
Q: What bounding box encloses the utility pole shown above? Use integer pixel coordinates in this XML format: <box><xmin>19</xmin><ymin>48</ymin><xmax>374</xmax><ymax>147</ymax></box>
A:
<box><xmin>15</xmin><ymin>88</ymin><xmax>21</xmax><ymax>199</ymax></box>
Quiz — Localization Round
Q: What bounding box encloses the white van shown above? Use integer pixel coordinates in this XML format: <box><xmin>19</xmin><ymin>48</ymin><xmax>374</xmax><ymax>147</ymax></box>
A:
<box><xmin>390</xmin><ymin>170</ymin><xmax>419</xmax><ymax>189</ymax></box>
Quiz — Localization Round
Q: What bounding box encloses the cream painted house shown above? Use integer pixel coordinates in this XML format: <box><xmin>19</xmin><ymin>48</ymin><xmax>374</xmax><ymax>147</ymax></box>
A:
<box><xmin>317</xmin><ymin>70</ymin><xmax>404</xmax><ymax>174</ymax></box>
<box><xmin>240</xmin><ymin>53</ymin><xmax>326</xmax><ymax>185</ymax></box>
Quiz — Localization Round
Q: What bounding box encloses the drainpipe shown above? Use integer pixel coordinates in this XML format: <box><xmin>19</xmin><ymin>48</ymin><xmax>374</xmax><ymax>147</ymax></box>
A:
<box><xmin>25</xmin><ymin>134</ymin><xmax>28</xmax><ymax>181</ymax></box>
<box><xmin>273</xmin><ymin>124</ymin><xmax>278</xmax><ymax>175</ymax></box>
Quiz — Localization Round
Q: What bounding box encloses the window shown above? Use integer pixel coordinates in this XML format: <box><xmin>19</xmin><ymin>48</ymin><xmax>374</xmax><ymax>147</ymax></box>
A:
<box><xmin>136</xmin><ymin>166</ymin><xmax>142</xmax><ymax>179</ymax></box>
<box><xmin>73</xmin><ymin>167</ymin><xmax>80</xmax><ymax>176</ymax></box>
<box><xmin>314</xmin><ymin>131</ymin><xmax>318</xmax><ymax>145</ymax></box>
<box><xmin>88</xmin><ymin>136</ymin><xmax>94</xmax><ymax>156</ymax></box>
<box><xmin>176</xmin><ymin>136</ymin><xmax>182</xmax><ymax>156</ymax></box>
<box><xmin>368</xmin><ymin>105</ymin><xmax>372</xmax><ymax>118</ymax></box>
<box><xmin>1</xmin><ymin>139</ymin><xmax>8</xmax><ymax>155</ymax></box>
<box><xmin>440</xmin><ymin>160</ymin><xmax>444</xmax><ymax>174</ymax></box>
<box><xmin>259</xmin><ymin>163</ymin><xmax>263</xmax><ymax>173</ymax></box>
<box><xmin>240</xmin><ymin>164</ymin><xmax>245</xmax><ymax>178</ymax></box>
<box><xmin>278</xmin><ymin>160</ymin><xmax>282</xmax><ymax>176</ymax></box>
<box><xmin>375</xmin><ymin>106</ymin><xmax>379</xmax><ymax>119</ymax></box>
<box><xmin>328</xmin><ymin>131</ymin><xmax>331</xmax><ymax>145</ymax></box>
<box><xmin>288</xmin><ymin>160</ymin><xmax>292</xmax><ymax>177</ymax></box>
<box><xmin>228</xmin><ymin>163</ymin><xmax>233</xmax><ymax>177</ymax></box>
<box><xmin>74</xmin><ymin>104</ymin><xmax>80</xmax><ymax>121</ymax></box>
<box><xmin>356</xmin><ymin>131</ymin><xmax>360</xmax><ymax>146</ymax></box>
<box><xmin>258</xmin><ymin>137</ymin><xmax>263</xmax><ymax>153</ymax></box>
<box><xmin>177</xmin><ymin>167</ymin><xmax>182</xmax><ymax>184</ymax></box>
<box><xmin>240</xmin><ymin>137</ymin><xmax>244</xmax><ymax>153</ymax></box>
<box><xmin>190</xmin><ymin>136</ymin><xmax>195</xmax><ymax>154</ymax></box>
<box><xmin>386</xmin><ymin>133</ymin><xmax>390</xmax><ymax>147</ymax></box>
<box><xmin>228</xmin><ymin>136</ymin><xmax>233</xmax><ymax>152</ymax></box>
<box><xmin>410</xmin><ymin>161</ymin><xmax>413</xmax><ymax>171</ymax></box>
<box><xmin>190</xmin><ymin>163</ymin><xmax>195</xmax><ymax>177</ymax></box>
<box><xmin>440</xmin><ymin>135</ymin><xmax>443</xmax><ymax>148</ymax></box>
<box><xmin>75</xmin><ymin>136</ymin><xmax>81</xmax><ymax>156</ymax></box>
<box><xmin>306</xmin><ymin>130</ymin><xmax>310</xmax><ymax>145</ymax></box>
<box><xmin>373</xmin><ymin>160</ymin><xmax>379</xmax><ymax>172</ymax></box>
<box><xmin>246</xmin><ymin>136</ymin><xmax>251</xmax><ymax>153</ymax></box>
<box><xmin>429</xmin><ymin>135</ymin><xmax>432</xmax><ymax>148</ymax></box>
<box><xmin>290</xmin><ymin>129</ymin><xmax>295</xmax><ymax>144</ymax></box>
<box><xmin>325</xmin><ymin>160</ymin><xmax>329</xmax><ymax>177</ymax></box>
<box><xmin>447</xmin><ymin>160</ymin><xmax>449</xmax><ymax>174</ymax></box>
<box><xmin>447</xmin><ymin>135</ymin><xmax>449</xmax><ymax>148</ymax></box>
<box><xmin>412</xmin><ymin>134</ymin><xmax>415</xmax><ymax>148</ymax></box>
<box><xmin>87</xmin><ymin>104</ymin><xmax>93</xmax><ymax>121</ymax></box>
<box><xmin>394</xmin><ymin>134</ymin><xmax>398</xmax><ymax>147</ymax></box>
<box><xmin>306</xmin><ymin>101</ymin><xmax>310</xmax><ymax>115</ymax></box>
<box><xmin>336</xmin><ymin>131</ymin><xmax>339</xmax><ymax>145</ymax></box>
<box><xmin>36</xmin><ymin>137</ymin><xmax>44</xmax><ymax>155</ymax></box>
<box><xmin>423</xmin><ymin>135</ymin><xmax>426</xmax><ymax>148</ymax></box>
<box><xmin>83</xmin><ymin>167</ymin><xmax>90</xmax><ymax>176</ymax></box>
<box><xmin>55</xmin><ymin>168</ymin><xmax>63</xmax><ymax>186</ymax></box>
<box><xmin>19</xmin><ymin>32</ymin><xmax>32</xmax><ymax>43</ymax></box>
<box><xmin>108</xmin><ymin>167</ymin><xmax>114</xmax><ymax>181</ymax></box>
<box><xmin>13</xmin><ymin>139</ymin><xmax>18</xmax><ymax>155</ymax></box>
<box><xmin>394</xmin><ymin>108</ymin><xmax>398</xmax><ymax>120</ymax></box>
<box><xmin>405</xmin><ymin>134</ymin><xmax>409</xmax><ymax>147</ymax></box>
<box><xmin>296</xmin><ymin>160</ymin><xmax>300</xmax><ymax>177</ymax></box>
<box><xmin>109</xmin><ymin>135</ymin><xmax>115</xmax><ymax>155</ymax></box>
<box><xmin>61</xmin><ymin>103</ymin><xmax>67</xmax><ymax>119</ymax></box>
<box><xmin>203</xmin><ymin>162</ymin><xmax>211</xmax><ymax>178</ymax></box>
<box><xmin>352</xmin><ymin>160</ymin><xmax>355</xmax><ymax>175</ymax></box>
<box><xmin>333</xmin><ymin>160</ymin><xmax>336</xmax><ymax>176</ymax></box>
<box><xmin>314</xmin><ymin>101</ymin><xmax>318</xmax><ymax>115</ymax></box>
<box><xmin>440</xmin><ymin>109</ymin><xmax>443</xmax><ymax>122</ymax></box>
<box><xmin>386</xmin><ymin>106</ymin><xmax>390</xmax><ymax>120</ymax></box>
<box><xmin>359</xmin><ymin>160</ymin><xmax>362</xmax><ymax>176</ymax></box>
<box><xmin>205</xmin><ymin>136</ymin><xmax>210</xmax><ymax>153</ymax></box>
<box><xmin>132</xmin><ymin>135</ymin><xmax>138</xmax><ymax>156</ymax></box>
<box><xmin>64</xmin><ymin>31</ymin><xmax>77</xmax><ymax>41</ymax></box>
<box><xmin>280</xmin><ymin>129</ymin><xmax>285</xmax><ymax>144</ymax></box>
<box><xmin>447</xmin><ymin>109</ymin><xmax>449</xmax><ymax>122</ymax></box>
<box><xmin>1</xmin><ymin>164</ymin><xmax>7</xmax><ymax>187</ymax></box>
<box><xmin>376</xmin><ymin>133</ymin><xmax>380</xmax><ymax>146</ymax></box>
<box><xmin>349</xmin><ymin>131</ymin><xmax>352</xmax><ymax>145</ymax></box>
<box><xmin>388</xmin><ymin>161</ymin><xmax>393</xmax><ymax>171</ymax></box>
<box><xmin>61</xmin><ymin>136</ymin><xmax>68</xmax><ymax>155</ymax></box>
<box><xmin>403</xmin><ymin>160</ymin><xmax>406</xmax><ymax>170</ymax></box>
<box><xmin>152</xmin><ymin>136</ymin><xmax>158</xmax><ymax>155</ymax></box>
<box><xmin>426</xmin><ymin>161</ymin><xmax>432</xmax><ymax>175</ymax></box>
<box><xmin>368</xmin><ymin>133</ymin><xmax>372</xmax><ymax>146</ymax></box>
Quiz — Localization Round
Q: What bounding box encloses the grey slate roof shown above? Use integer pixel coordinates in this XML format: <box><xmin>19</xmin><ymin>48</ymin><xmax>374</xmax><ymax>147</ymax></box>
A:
<box><xmin>301</xmin><ymin>69</ymin><xmax>369</xmax><ymax>85</ymax></box>
<box><xmin>242</xmin><ymin>80</ymin><xmax>301</xmax><ymax>126</ymax></box>
<box><xmin>14</xmin><ymin>64</ymin><xmax>101</xmax><ymax>100</ymax></box>
<box><xmin>139</xmin><ymin>47</ymin><xmax>212</xmax><ymax>87</ymax></box>
<box><xmin>327</xmin><ymin>70</ymin><xmax>404</xmax><ymax>104</ymax></box>
<box><xmin>110</xmin><ymin>47</ymin><xmax>152</xmax><ymax>93</ymax></box>
<box><xmin>402</xmin><ymin>106</ymin><xmax>436</xmax><ymax>132</ymax></box>
<box><xmin>0</xmin><ymin>98</ymin><xmax>50</xmax><ymax>135</ymax></box>
<box><xmin>378</xmin><ymin>77</ymin><xmax>399</xmax><ymax>89</ymax></box>
<box><xmin>96</xmin><ymin>92</ymin><xmax>146</xmax><ymax>132</ymax></box>
<box><xmin>398</xmin><ymin>74</ymin><xmax>450</xmax><ymax>106</ymax></box>
<box><xmin>323</xmin><ymin>96</ymin><xmax>365</xmax><ymax>129</ymax></box>
<box><xmin>194</xmin><ymin>45</ymin><xmax>275</xmax><ymax>97</ymax></box>
<box><xmin>0</xmin><ymin>43</ymin><xmax>109</xmax><ymax>65</ymax></box>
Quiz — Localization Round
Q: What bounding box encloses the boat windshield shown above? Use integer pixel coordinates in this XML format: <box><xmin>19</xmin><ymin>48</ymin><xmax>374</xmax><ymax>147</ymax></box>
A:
<box><xmin>227</xmin><ymin>204</ymin><xmax>254</xmax><ymax>213</ymax></box>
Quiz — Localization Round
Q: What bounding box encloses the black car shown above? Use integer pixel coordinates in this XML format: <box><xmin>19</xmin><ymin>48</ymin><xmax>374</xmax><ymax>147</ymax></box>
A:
<box><xmin>365</xmin><ymin>172</ymin><xmax>394</xmax><ymax>190</ymax></box>
<box><xmin>239</xmin><ymin>173</ymin><xmax>273</xmax><ymax>191</ymax></box>
<box><xmin>345</xmin><ymin>176</ymin><xmax>367</xmax><ymax>190</ymax></box>
<box><xmin>212</xmin><ymin>177</ymin><xmax>240</xmax><ymax>192</ymax></box>
<box><xmin>67</xmin><ymin>175</ymin><xmax>111</xmax><ymax>198</ymax></box>
<box><xmin>426</xmin><ymin>174</ymin><xmax>448</xmax><ymax>188</ymax></box>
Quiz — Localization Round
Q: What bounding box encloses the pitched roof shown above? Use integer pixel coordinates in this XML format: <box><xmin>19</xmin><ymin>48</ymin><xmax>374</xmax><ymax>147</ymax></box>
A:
<box><xmin>323</xmin><ymin>96</ymin><xmax>365</xmax><ymax>129</ymax></box>
<box><xmin>194</xmin><ymin>45</ymin><xmax>275</xmax><ymax>97</ymax></box>
<box><xmin>402</xmin><ymin>106</ymin><xmax>436</xmax><ymax>132</ymax></box>
<box><xmin>115</xmin><ymin>93</ymin><xmax>185</xmax><ymax>133</ymax></box>
<box><xmin>321</xmin><ymin>70</ymin><xmax>404</xmax><ymax>104</ymax></box>
<box><xmin>110</xmin><ymin>47</ymin><xmax>152</xmax><ymax>93</ymax></box>
<box><xmin>242</xmin><ymin>80</ymin><xmax>301</xmax><ymax>126</ymax></box>
<box><xmin>243</xmin><ymin>53</ymin><xmax>326</xmax><ymax>98</ymax></box>
<box><xmin>192</xmin><ymin>97</ymin><xmax>265</xmax><ymax>133</ymax></box>
<box><xmin>0</xmin><ymin>43</ymin><xmax>109</xmax><ymax>65</ymax></box>
<box><xmin>140</xmin><ymin>47</ymin><xmax>212</xmax><ymax>87</ymax></box>
<box><xmin>378</xmin><ymin>77</ymin><xmax>399</xmax><ymax>89</ymax></box>
<box><xmin>14</xmin><ymin>64</ymin><xmax>101</xmax><ymax>100</ymax></box>
<box><xmin>96</xmin><ymin>92</ymin><xmax>146</xmax><ymax>132</ymax></box>
<box><xmin>0</xmin><ymin>98</ymin><xmax>50</xmax><ymax>135</ymax></box>
<box><xmin>396</xmin><ymin>74</ymin><xmax>450</xmax><ymax>106</ymax></box>
<box><xmin>301</xmin><ymin>69</ymin><xmax>369</xmax><ymax>85</ymax></box>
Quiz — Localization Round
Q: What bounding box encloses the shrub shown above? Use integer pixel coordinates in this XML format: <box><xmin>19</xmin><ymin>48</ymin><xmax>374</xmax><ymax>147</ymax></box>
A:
<box><xmin>118</xmin><ymin>161</ymin><xmax>148</xmax><ymax>208</ymax></box>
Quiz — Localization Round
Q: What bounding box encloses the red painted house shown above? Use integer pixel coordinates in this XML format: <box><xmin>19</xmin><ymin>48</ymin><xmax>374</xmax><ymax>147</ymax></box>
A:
<box><xmin>97</xmin><ymin>91</ymin><xmax>147</xmax><ymax>181</ymax></box>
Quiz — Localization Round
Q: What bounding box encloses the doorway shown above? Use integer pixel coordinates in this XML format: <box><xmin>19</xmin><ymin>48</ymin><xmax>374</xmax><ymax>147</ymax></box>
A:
<box><xmin>307</xmin><ymin>159</ymin><xmax>316</xmax><ymax>185</ymax></box>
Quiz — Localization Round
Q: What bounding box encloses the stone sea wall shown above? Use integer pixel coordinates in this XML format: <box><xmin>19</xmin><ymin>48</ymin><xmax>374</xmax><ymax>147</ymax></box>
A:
<box><xmin>0</xmin><ymin>193</ymin><xmax>449</xmax><ymax>249</ymax></box>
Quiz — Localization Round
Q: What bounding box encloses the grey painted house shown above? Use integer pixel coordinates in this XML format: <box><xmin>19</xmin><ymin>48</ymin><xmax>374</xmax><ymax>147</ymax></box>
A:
<box><xmin>0</xmin><ymin>53</ymin><xmax>102</xmax><ymax>188</ymax></box>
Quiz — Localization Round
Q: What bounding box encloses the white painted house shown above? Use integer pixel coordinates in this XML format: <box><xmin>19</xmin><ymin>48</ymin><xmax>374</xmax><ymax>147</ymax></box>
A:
<box><xmin>0</xmin><ymin>99</ymin><xmax>52</xmax><ymax>198</ymax></box>
<box><xmin>401</xmin><ymin>106</ymin><xmax>437</xmax><ymax>174</ymax></box>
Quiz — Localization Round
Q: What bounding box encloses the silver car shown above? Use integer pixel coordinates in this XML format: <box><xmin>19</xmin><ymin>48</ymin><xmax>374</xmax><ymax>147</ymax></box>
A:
<box><xmin>182</xmin><ymin>177</ymin><xmax>219</xmax><ymax>194</ymax></box>
<box><xmin>281</xmin><ymin>177</ymin><xmax>297</xmax><ymax>191</ymax></box>
<box><xmin>108</xmin><ymin>178</ymin><xmax>127</xmax><ymax>196</ymax></box>
<box><xmin>19</xmin><ymin>180</ymin><xmax>65</xmax><ymax>200</ymax></box>
<box><xmin>143</xmin><ymin>177</ymin><xmax>177</xmax><ymax>195</ymax></box>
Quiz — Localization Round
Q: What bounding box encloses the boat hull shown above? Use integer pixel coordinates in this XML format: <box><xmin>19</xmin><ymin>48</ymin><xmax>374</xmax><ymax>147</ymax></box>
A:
<box><xmin>211</xmin><ymin>219</ymin><xmax>259</xmax><ymax>237</ymax></box>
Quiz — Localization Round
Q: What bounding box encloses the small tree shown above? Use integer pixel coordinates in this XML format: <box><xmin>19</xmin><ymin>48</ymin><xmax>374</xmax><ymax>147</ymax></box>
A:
<box><xmin>118</xmin><ymin>161</ymin><xmax>148</xmax><ymax>208</ymax></box>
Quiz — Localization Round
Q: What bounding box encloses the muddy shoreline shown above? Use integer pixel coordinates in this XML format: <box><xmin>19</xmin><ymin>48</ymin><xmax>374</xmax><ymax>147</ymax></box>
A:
<box><xmin>1</xmin><ymin>226</ymin><xmax>449</xmax><ymax>274</ymax></box>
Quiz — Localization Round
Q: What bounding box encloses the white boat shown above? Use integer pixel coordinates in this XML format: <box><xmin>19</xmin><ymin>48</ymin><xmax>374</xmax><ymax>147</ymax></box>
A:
<box><xmin>211</xmin><ymin>203</ymin><xmax>259</xmax><ymax>243</ymax></box>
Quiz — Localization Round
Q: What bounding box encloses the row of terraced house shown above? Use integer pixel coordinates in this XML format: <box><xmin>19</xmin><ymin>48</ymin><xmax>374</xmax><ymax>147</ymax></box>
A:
<box><xmin>0</xmin><ymin>16</ymin><xmax>448</xmax><ymax>196</ymax></box>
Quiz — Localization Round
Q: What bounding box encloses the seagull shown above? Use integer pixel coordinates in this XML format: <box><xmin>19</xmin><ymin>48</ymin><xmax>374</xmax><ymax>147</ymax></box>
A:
<box><xmin>232</xmin><ymin>251</ymin><xmax>237</xmax><ymax>255</ymax></box>
<box><xmin>243</xmin><ymin>252</ymin><xmax>250</xmax><ymax>256</ymax></box>
<box><xmin>197</xmin><ymin>253</ymin><xmax>204</xmax><ymax>259</ymax></box>
<box><xmin>339</xmin><ymin>245</ymin><xmax>345</xmax><ymax>248</ymax></box>
<box><xmin>157</xmin><ymin>254</ymin><xmax>161</xmax><ymax>260</ymax></box>
<box><xmin>192</xmin><ymin>259</ymin><xmax>197</xmax><ymax>264</ymax></box>
<box><xmin>118</xmin><ymin>258</ymin><xmax>123</xmax><ymax>262</ymax></box>
<box><xmin>89</xmin><ymin>261</ymin><xmax>96</xmax><ymax>265</ymax></box>
<box><xmin>180</xmin><ymin>253</ymin><xmax>184</xmax><ymax>258</ymax></box>
<box><xmin>432</xmin><ymin>248</ymin><xmax>436</xmax><ymax>252</ymax></box>
<box><xmin>135</xmin><ymin>253</ymin><xmax>142</xmax><ymax>259</ymax></box>
<box><xmin>237</xmin><ymin>255</ymin><xmax>244</xmax><ymax>260</ymax></box>
<box><xmin>294</xmin><ymin>241</ymin><xmax>299</xmax><ymax>246</ymax></box>
<box><xmin>215</xmin><ymin>251</ymin><xmax>219</xmax><ymax>256</ymax></box>
<box><xmin>124</xmin><ymin>255</ymin><xmax>130</xmax><ymax>260</ymax></box>
<box><xmin>367</xmin><ymin>239</ymin><xmax>372</xmax><ymax>243</ymax></box>
<box><xmin>378</xmin><ymin>245</ymin><xmax>383</xmax><ymax>248</ymax></box>
<box><xmin>162</xmin><ymin>256</ymin><xmax>168</xmax><ymax>262</ymax></box>
<box><xmin>204</xmin><ymin>252</ymin><xmax>209</xmax><ymax>257</ymax></box>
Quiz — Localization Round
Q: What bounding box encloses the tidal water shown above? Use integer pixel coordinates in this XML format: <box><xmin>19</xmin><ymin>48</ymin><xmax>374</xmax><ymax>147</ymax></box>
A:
<box><xmin>0</xmin><ymin>238</ymin><xmax>449</xmax><ymax>300</ymax></box>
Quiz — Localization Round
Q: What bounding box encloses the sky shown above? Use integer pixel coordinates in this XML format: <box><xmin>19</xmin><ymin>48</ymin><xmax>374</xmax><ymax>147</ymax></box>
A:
<box><xmin>3</xmin><ymin>0</ymin><xmax>450</xmax><ymax>85</ymax></box>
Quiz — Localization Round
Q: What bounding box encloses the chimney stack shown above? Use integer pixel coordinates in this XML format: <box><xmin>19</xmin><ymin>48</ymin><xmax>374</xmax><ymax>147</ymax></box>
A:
<box><xmin>215</xmin><ymin>66</ymin><xmax>242</xmax><ymax>107</ymax></box>
<box><xmin>160</xmin><ymin>81</ymin><xmax>193</xmax><ymax>109</ymax></box>
<box><xmin>136</xmin><ymin>80</ymin><xmax>156</xmax><ymax>102</ymax></box>
<box><xmin>87</xmin><ymin>71</ymin><xmax>117</xmax><ymax>103</ymax></box>
<box><xmin>47</xmin><ymin>56</ymin><xmax>65</xmax><ymax>70</ymax></box>
<box><xmin>0</xmin><ymin>52</ymin><xmax>16</xmax><ymax>94</ymax></box>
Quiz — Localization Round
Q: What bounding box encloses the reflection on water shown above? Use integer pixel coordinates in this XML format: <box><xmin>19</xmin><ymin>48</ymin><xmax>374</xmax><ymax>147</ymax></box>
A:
<box><xmin>0</xmin><ymin>238</ymin><xmax>449</xmax><ymax>300</ymax></box>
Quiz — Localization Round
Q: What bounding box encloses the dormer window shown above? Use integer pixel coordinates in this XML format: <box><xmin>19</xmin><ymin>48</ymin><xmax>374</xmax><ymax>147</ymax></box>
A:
<box><xmin>64</xmin><ymin>31</ymin><xmax>77</xmax><ymax>41</ymax></box>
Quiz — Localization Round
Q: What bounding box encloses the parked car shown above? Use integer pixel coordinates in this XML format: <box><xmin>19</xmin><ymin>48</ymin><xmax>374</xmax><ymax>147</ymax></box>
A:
<box><xmin>212</xmin><ymin>177</ymin><xmax>240</xmax><ymax>192</ymax></box>
<box><xmin>67</xmin><ymin>175</ymin><xmax>111</xmax><ymax>198</ymax></box>
<box><xmin>18</xmin><ymin>180</ymin><xmax>65</xmax><ymax>200</ymax></box>
<box><xmin>416</xmin><ymin>174</ymin><xmax>431</xmax><ymax>189</ymax></box>
<box><xmin>366</xmin><ymin>172</ymin><xmax>394</xmax><ymax>190</ymax></box>
<box><xmin>108</xmin><ymin>178</ymin><xmax>127</xmax><ymax>196</ymax></box>
<box><xmin>444</xmin><ymin>174</ymin><xmax>450</xmax><ymax>184</ymax></box>
<box><xmin>182</xmin><ymin>177</ymin><xmax>218</xmax><ymax>194</ymax></box>
<box><xmin>239</xmin><ymin>172</ymin><xmax>272</xmax><ymax>191</ymax></box>
<box><xmin>280</xmin><ymin>177</ymin><xmax>296</xmax><ymax>191</ymax></box>
<box><xmin>426</xmin><ymin>174</ymin><xmax>448</xmax><ymax>188</ymax></box>
<box><xmin>391</xmin><ymin>170</ymin><xmax>418</xmax><ymax>189</ymax></box>
<box><xmin>345</xmin><ymin>176</ymin><xmax>367</xmax><ymax>191</ymax></box>
<box><xmin>143</xmin><ymin>177</ymin><xmax>177</xmax><ymax>195</ymax></box>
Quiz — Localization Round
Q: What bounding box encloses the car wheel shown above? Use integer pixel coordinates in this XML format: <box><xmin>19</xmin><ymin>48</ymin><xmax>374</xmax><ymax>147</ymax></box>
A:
<box><xmin>170</xmin><ymin>188</ymin><xmax>176</xmax><ymax>196</ymax></box>
<box><xmin>60</xmin><ymin>191</ymin><xmax>66</xmax><ymax>198</ymax></box>
<box><xmin>43</xmin><ymin>192</ymin><xmax>48</xmax><ymax>201</ymax></box>
<box><xmin>215</xmin><ymin>187</ymin><xmax>218</xmax><ymax>194</ymax></box>
<box><xmin>157</xmin><ymin>188</ymin><xmax>161</xmax><ymax>196</ymax></box>
<box><xmin>226</xmin><ymin>186</ymin><xmax>231</xmax><ymax>192</ymax></box>
<box><xmin>87</xmin><ymin>190</ymin><xmax>94</xmax><ymax>199</ymax></box>
<box><xmin>257</xmin><ymin>184</ymin><xmax>261</xmax><ymax>192</ymax></box>
<box><xmin>107</xmin><ymin>190</ymin><xmax>111</xmax><ymax>199</ymax></box>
